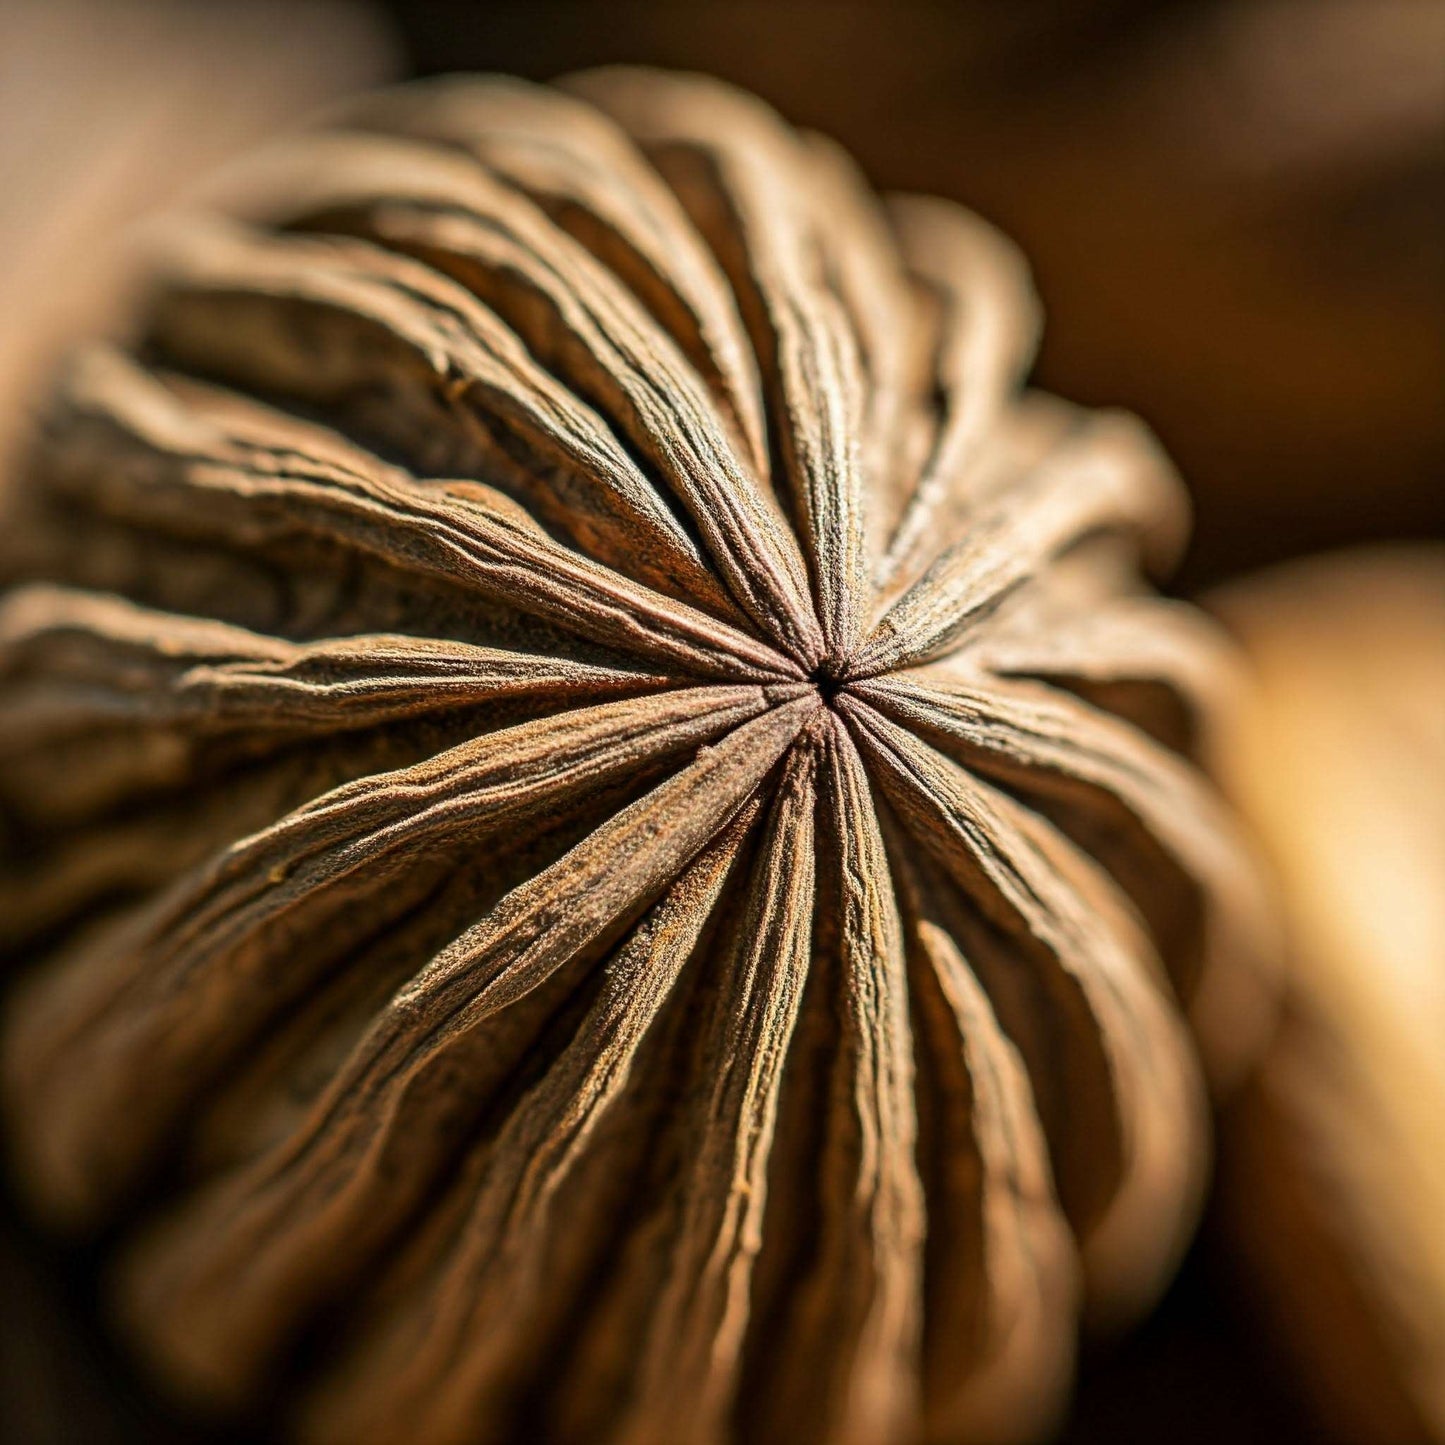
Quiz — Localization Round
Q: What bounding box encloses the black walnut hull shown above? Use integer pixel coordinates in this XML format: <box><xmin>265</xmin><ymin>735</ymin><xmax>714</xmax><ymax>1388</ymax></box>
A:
<box><xmin>0</xmin><ymin>68</ymin><xmax>1278</xmax><ymax>1445</ymax></box>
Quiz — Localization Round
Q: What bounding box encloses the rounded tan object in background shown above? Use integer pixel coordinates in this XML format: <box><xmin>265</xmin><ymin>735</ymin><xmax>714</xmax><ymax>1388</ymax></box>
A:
<box><xmin>1211</xmin><ymin>546</ymin><xmax>1445</xmax><ymax>1445</ymax></box>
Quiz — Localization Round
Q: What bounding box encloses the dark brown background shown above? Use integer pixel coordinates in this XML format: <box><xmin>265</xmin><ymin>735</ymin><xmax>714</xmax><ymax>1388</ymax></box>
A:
<box><xmin>3</xmin><ymin>2</ymin><xmax>1441</xmax><ymax>1442</ymax></box>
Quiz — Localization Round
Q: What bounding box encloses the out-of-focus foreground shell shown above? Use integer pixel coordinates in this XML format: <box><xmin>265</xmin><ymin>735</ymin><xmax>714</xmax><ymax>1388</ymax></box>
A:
<box><xmin>0</xmin><ymin>69</ymin><xmax>1277</xmax><ymax>1445</ymax></box>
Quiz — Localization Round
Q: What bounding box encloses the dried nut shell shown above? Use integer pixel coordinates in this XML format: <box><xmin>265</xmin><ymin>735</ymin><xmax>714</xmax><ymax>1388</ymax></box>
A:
<box><xmin>0</xmin><ymin>68</ymin><xmax>1279</xmax><ymax>1445</ymax></box>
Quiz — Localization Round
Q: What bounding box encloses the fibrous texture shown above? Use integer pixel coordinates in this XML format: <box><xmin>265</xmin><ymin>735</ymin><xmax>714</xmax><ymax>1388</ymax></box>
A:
<box><xmin>0</xmin><ymin>69</ymin><xmax>1277</xmax><ymax>1445</ymax></box>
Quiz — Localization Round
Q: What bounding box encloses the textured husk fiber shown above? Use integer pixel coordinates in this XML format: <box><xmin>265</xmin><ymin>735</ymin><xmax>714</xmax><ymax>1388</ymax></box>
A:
<box><xmin>0</xmin><ymin>68</ymin><xmax>1279</xmax><ymax>1445</ymax></box>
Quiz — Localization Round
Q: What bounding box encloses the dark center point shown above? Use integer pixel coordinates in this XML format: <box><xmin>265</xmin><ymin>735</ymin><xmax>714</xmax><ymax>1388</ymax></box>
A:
<box><xmin>810</xmin><ymin>661</ymin><xmax>846</xmax><ymax>706</ymax></box>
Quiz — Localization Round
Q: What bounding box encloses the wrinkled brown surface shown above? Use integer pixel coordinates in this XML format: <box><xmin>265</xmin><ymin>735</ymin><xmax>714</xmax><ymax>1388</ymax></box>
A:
<box><xmin>0</xmin><ymin>69</ymin><xmax>1277</xmax><ymax>1445</ymax></box>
